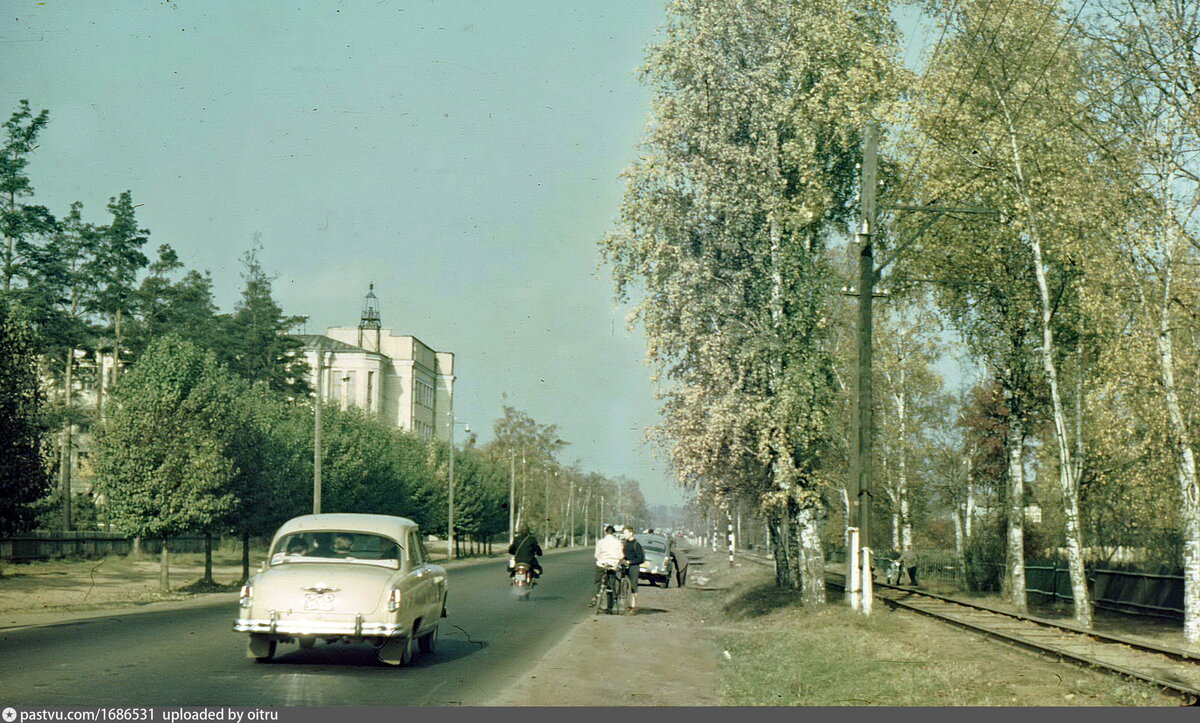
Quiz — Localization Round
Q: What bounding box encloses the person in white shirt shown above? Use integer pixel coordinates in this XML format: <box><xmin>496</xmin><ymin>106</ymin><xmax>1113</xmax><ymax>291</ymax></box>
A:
<box><xmin>590</xmin><ymin>525</ymin><xmax>623</xmax><ymax>606</ymax></box>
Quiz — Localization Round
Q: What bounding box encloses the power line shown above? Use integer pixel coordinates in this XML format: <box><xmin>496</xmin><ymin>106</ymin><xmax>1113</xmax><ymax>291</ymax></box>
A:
<box><xmin>890</xmin><ymin>0</ymin><xmax>1017</xmax><ymax>205</ymax></box>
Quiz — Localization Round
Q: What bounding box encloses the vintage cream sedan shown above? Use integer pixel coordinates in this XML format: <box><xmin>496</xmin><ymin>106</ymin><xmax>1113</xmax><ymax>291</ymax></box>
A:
<box><xmin>234</xmin><ymin>513</ymin><xmax>447</xmax><ymax>666</ymax></box>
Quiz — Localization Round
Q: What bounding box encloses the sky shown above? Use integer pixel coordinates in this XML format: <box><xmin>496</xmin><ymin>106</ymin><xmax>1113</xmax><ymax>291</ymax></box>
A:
<box><xmin>2</xmin><ymin>1</ymin><xmax>939</xmax><ymax>509</ymax></box>
<box><xmin>2</xmin><ymin>0</ymin><xmax>683</xmax><ymax>504</ymax></box>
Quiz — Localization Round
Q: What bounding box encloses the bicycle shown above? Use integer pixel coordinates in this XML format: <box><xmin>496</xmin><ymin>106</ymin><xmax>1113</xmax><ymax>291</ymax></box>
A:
<box><xmin>594</xmin><ymin>562</ymin><xmax>625</xmax><ymax>615</ymax></box>
<box><xmin>594</xmin><ymin>561</ymin><xmax>633</xmax><ymax>615</ymax></box>
<box><xmin>615</xmin><ymin>562</ymin><xmax>633</xmax><ymax>613</ymax></box>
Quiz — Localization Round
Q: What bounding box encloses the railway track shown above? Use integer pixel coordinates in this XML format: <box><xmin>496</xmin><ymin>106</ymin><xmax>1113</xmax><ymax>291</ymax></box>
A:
<box><xmin>823</xmin><ymin>569</ymin><xmax>1200</xmax><ymax>704</ymax></box>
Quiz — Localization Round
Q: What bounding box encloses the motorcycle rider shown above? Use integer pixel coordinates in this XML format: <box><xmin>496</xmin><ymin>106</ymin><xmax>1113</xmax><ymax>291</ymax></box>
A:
<box><xmin>590</xmin><ymin>524</ymin><xmax>623</xmax><ymax>606</ymax></box>
<box><xmin>508</xmin><ymin>523</ymin><xmax>543</xmax><ymax>579</ymax></box>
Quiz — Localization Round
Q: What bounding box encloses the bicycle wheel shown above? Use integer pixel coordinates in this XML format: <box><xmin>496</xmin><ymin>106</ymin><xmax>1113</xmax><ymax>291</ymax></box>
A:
<box><xmin>616</xmin><ymin>575</ymin><xmax>632</xmax><ymax>613</ymax></box>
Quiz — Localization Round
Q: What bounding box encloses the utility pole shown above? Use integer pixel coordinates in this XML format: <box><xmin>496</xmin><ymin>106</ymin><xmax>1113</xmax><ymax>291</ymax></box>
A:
<box><xmin>568</xmin><ymin>483</ymin><xmax>575</xmax><ymax>547</ymax></box>
<box><xmin>313</xmin><ymin>344</ymin><xmax>325</xmax><ymax>515</ymax></box>
<box><xmin>850</xmin><ymin>122</ymin><xmax>879</xmax><ymax>584</ymax></box>
<box><xmin>447</xmin><ymin>413</ymin><xmax>456</xmax><ymax>561</ymax></box>
<box><xmin>509</xmin><ymin>451</ymin><xmax>516</xmax><ymax>543</ymax></box>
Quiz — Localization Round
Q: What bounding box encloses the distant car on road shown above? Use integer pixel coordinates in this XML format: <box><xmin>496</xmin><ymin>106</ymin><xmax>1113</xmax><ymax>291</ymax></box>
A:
<box><xmin>234</xmin><ymin>513</ymin><xmax>447</xmax><ymax>666</ymax></box>
<box><xmin>635</xmin><ymin>532</ymin><xmax>680</xmax><ymax>587</ymax></box>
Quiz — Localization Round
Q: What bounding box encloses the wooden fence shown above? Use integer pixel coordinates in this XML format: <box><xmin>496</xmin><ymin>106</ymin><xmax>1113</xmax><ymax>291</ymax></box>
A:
<box><xmin>0</xmin><ymin>531</ymin><xmax>213</xmax><ymax>562</ymax></box>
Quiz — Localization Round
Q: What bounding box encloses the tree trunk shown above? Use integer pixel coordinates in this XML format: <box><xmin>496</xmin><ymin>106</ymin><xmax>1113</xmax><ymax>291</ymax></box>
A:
<box><xmin>796</xmin><ymin>503</ymin><xmax>826</xmax><ymax>605</ymax></box>
<box><xmin>60</xmin><ymin>348</ymin><xmax>74</xmax><ymax>532</ymax></box>
<box><xmin>113</xmin><ymin>308</ymin><xmax>124</xmax><ymax>383</ymax></box>
<box><xmin>1152</xmin><ymin>259</ymin><xmax>1200</xmax><ymax>642</ymax></box>
<box><xmin>241</xmin><ymin>530</ymin><xmax>251</xmax><ymax>584</ymax></box>
<box><xmin>1005</xmin><ymin>406</ymin><xmax>1028</xmax><ymax>614</ymax></box>
<box><xmin>965</xmin><ymin>458</ymin><xmax>975</xmax><ymax>540</ymax></box>
<box><xmin>999</xmin><ymin>95</ymin><xmax>1091</xmax><ymax>627</ymax></box>
<box><xmin>769</xmin><ymin>512</ymin><xmax>790</xmax><ymax>588</ymax></box>
<box><xmin>202</xmin><ymin>532</ymin><xmax>214</xmax><ymax>585</ymax></box>
<box><xmin>898</xmin><ymin>387</ymin><xmax>912</xmax><ymax>552</ymax></box>
<box><xmin>159</xmin><ymin>538</ymin><xmax>170</xmax><ymax>592</ymax></box>
<box><xmin>95</xmin><ymin>348</ymin><xmax>105</xmax><ymax>421</ymax></box>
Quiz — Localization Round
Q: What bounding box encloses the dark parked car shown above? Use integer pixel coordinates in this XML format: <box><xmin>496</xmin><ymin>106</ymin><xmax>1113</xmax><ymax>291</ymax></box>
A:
<box><xmin>634</xmin><ymin>533</ymin><xmax>681</xmax><ymax>587</ymax></box>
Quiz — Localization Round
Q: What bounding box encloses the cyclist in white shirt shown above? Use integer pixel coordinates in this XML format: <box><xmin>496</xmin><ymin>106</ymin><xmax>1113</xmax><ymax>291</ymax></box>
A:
<box><xmin>590</xmin><ymin>525</ymin><xmax>623</xmax><ymax>606</ymax></box>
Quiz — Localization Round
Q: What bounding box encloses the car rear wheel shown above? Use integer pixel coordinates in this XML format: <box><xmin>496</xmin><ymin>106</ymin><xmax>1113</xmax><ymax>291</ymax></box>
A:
<box><xmin>418</xmin><ymin>624</ymin><xmax>438</xmax><ymax>653</ymax></box>
<box><xmin>247</xmin><ymin>634</ymin><xmax>276</xmax><ymax>662</ymax></box>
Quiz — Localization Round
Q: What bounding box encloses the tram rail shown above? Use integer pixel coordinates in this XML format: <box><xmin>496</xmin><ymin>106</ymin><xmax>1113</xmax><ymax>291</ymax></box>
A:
<box><xmin>824</xmin><ymin>569</ymin><xmax>1200</xmax><ymax>704</ymax></box>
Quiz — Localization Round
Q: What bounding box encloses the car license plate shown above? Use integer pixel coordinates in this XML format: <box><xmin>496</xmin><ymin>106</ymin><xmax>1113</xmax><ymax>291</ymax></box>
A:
<box><xmin>304</xmin><ymin>593</ymin><xmax>335</xmax><ymax>611</ymax></box>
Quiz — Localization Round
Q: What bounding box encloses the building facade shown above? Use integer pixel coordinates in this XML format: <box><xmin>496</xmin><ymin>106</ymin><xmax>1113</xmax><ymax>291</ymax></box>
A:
<box><xmin>298</xmin><ymin>314</ymin><xmax>455</xmax><ymax>443</ymax></box>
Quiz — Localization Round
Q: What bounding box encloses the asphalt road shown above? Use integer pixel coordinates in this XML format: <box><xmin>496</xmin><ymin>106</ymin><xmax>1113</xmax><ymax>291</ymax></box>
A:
<box><xmin>0</xmin><ymin>549</ymin><xmax>596</xmax><ymax>706</ymax></box>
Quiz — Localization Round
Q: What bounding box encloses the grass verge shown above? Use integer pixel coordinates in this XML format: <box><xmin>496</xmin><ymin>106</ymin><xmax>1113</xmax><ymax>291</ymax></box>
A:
<box><xmin>690</xmin><ymin>563</ymin><xmax>1174</xmax><ymax>706</ymax></box>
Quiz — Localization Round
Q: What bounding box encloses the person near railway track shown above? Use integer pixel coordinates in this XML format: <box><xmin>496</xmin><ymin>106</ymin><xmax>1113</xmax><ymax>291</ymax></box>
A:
<box><xmin>590</xmin><ymin>525</ymin><xmax>623</xmax><ymax>606</ymax></box>
<box><xmin>897</xmin><ymin>545</ymin><xmax>917</xmax><ymax>586</ymax></box>
<box><xmin>507</xmin><ymin>523</ymin><xmax>543</xmax><ymax>579</ymax></box>
<box><xmin>620</xmin><ymin>526</ymin><xmax>645</xmax><ymax>614</ymax></box>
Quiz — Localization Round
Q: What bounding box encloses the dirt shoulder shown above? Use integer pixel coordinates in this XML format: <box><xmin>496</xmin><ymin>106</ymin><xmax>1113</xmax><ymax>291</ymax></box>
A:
<box><xmin>489</xmin><ymin>550</ymin><xmax>720</xmax><ymax>706</ymax></box>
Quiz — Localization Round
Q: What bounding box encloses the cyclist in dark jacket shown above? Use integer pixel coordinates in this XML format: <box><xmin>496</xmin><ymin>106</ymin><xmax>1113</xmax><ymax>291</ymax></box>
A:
<box><xmin>621</xmin><ymin>527</ymin><xmax>645</xmax><ymax>613</ymax></box>
<box><xmin>508</xmin><ymin>524</ymin><xmax>543</xmax><ymax>578</ymax></box>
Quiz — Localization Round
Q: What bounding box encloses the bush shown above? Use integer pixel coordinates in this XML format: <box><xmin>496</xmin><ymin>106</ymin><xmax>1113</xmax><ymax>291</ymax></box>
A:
<box><xmin>963</xmin><ymin>518</ymin><xmax>1005</xmax><ymax>592</ymax></box>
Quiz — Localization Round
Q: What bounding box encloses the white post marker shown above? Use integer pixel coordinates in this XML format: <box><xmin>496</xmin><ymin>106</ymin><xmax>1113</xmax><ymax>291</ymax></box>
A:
<box><xmin>728</xmin><ymin>523</ymin><xmax>734</xmax><ymax>568</ymax></box>
<box><xmin>847</xmin><ymin>527</ymin><xmax>861</xmax><ymax>612</ymax></box>
<box><xmin>861</xmin><ymin>545</ymin><xmax>874</xmax><ymax>615</ymax></box>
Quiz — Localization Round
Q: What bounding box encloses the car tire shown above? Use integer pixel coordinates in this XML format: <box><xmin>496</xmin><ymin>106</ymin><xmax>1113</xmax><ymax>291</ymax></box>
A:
<box><xmin>247</xmin><ymin>634</ymin><xmax>276</xmax><ymax>662</ymax></box>
<box><xmin>297</xmin><ymin>637</ymin><xmax>316</xmax><ymax>650</ymax></box>
<box><xmin>418</xmin><ymin>624</ymin><xmax>438</xmax><ymax>654</ymax></box>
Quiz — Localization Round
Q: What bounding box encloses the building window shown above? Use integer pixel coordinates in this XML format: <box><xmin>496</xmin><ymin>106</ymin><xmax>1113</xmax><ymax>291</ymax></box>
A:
<box><xmin>415</xmin><ymin>379</ymin><xmax>434</xmax><ymax>409</ymax></box>
<box><xmin>366</xmin><ymin>371</ymin><xmax>374</xmax><ymax>411</ymax></box>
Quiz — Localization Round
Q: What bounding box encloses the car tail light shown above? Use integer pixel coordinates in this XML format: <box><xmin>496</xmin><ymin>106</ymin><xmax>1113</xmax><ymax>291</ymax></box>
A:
<box><xmin>239</xmin><ymin>583</ymin><xmax>253</xmax><ymax>608</ymax></box>
<box><xmin>387</xmin><ymin>587</ymin><xmax>402</xmax><ymax>612</ymax></box>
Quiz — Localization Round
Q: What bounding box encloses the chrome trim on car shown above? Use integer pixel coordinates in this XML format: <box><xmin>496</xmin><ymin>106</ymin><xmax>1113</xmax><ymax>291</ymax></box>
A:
<box><xmin>301</xmin><ymin>584</ymin><xmax>340</xmax><ymax>594</ymax></box>
<box><xmin>234</xmin><ymin>618</ymin><xmax>405</xmax><ymax>637</ymax></box>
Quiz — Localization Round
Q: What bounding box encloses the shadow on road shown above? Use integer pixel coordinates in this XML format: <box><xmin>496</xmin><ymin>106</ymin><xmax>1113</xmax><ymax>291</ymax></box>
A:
<box><xmin>264</xmin><ymin>635</ymin><xmax>487</xmax><ymax>668</ymax></box>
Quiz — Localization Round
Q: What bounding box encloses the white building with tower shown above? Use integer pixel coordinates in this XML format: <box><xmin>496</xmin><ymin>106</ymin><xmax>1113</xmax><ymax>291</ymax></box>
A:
<box><xmin>298</xmin><ymin>286</ymin><xmax>455</xmax><ymax>442</ymax></box>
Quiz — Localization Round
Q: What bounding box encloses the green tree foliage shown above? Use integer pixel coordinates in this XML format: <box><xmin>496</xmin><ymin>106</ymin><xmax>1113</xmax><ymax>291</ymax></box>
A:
<box><xmin>0</xmin><ymin>100</ymin><xmax>56</xmax><ymax>297</ymax></box>
<box><xmin>602</xmin><ymin>0</ymin><xmax>906</xmax><ymax>600</ymax></box>
<box><xmin>903</xmin><ymin>0</ymin><xmax>1114</xmax><ymax>624</ymax></box>
<box><xmin>0</xmin><ymin>300</ymin><xmax>51</xmax><ymax>537</ymax></box>
<box><xmin>87</xmin><ymin>190</ymin><xmax>149</xmax><ymax>375</ymax></box>
<box><xmin>128</xmin><ymin>245</ymin><xmax>222</xmax><ymax>359</ymax></box>
<box><xmin>92</xmin><ymin>337</ymin><xmax>243</xmax><ymax>542</ymax></box>
<box><xmin>219</xmin><ymin>243</ymin><xmax>310</xmax><ymax>396</ymax></box>
<box><xmin>317</xmin><ymin>404</ymin><xmax>419</xmax><ymax>517</ymax></box>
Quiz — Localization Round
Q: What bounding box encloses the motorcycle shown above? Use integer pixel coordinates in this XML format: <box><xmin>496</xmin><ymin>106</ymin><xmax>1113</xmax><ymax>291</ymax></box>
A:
<box><xmin>512</xmin><ymin>562</ymin><xmax>535</xmax><ymax>600</ymax></box>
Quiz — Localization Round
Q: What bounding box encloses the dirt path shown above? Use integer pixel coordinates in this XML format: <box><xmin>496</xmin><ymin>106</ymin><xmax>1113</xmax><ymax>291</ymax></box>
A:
<box><xmin>489</xmin><ymin>574</ymin><xmax>719</xmax><ymax>706</ymax></box>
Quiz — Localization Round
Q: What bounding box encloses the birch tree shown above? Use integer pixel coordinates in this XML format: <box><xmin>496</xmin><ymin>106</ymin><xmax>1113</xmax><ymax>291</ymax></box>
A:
<box><xmin>1087</xmin><ymin>0</ymin><xmax>1200</xmax><ymax>640</ymax></box>
<box><xmin>603</xmin><ymin>0</ymin><xmax>906</xmax><ymax>601</ymax></box>
<box><xmin>905</xmin><ymin>0</ymin><xmax>1111</xmax><ymax>625</ymax></box>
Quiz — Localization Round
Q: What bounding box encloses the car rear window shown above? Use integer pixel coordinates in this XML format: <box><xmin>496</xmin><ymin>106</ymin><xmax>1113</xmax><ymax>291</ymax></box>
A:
<box><xmin>270</xmin><ymin>531</ymin><xmax>403</xmax><ymax>567</ymax></box>
<box><xmin>639</xmin><ymin>538</ymin><xmax>667</xmax><ymax>553</ymax></box>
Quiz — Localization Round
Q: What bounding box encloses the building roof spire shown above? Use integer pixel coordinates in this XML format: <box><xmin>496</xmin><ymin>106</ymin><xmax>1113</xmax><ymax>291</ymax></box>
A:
<box><xmin>360</xmin><ymin>283</ymin><xmax>381</xmax><ymax>330</ymax></box>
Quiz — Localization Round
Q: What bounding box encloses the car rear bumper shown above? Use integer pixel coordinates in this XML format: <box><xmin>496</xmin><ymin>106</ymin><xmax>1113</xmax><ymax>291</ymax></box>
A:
<box><xmin>234</xmin><ymin>616</ymin><xmax>403</xmax><ymax>638</ymax></box>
